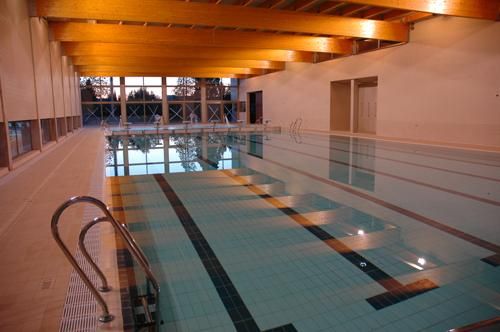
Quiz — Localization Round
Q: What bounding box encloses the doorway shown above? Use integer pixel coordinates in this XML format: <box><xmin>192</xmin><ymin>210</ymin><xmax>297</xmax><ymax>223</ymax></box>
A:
<box><xmin>356</xmin><ymin>77</ymin><xmax>377</xmax><ymax>134</ymax></box>
<box><xmin>248</xmin><ymin>91</ymin><xmax>263</xmax><ymax>124</ymax></box>
<box><xmin>330</xmin><ymin>77</ymin><xmax>378</xmax><ymax>134</ymax></box>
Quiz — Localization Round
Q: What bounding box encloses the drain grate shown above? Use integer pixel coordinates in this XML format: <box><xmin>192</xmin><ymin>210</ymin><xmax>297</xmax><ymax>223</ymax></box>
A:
<box><xmin>59</xmin><ymin>161</ymin><xmax>104</xmax><ymax>332</ymax></box>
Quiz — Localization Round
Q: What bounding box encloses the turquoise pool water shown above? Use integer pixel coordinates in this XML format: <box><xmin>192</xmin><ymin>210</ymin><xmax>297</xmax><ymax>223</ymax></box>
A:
<box><xmin>106</xmin><ymin>132</ymin><xmax>500</xmax><ymax>331</ymax></box>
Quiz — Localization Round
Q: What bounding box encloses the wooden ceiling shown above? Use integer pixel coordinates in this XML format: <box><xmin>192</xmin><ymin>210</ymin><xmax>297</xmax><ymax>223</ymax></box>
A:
<box><xmin>34</xmin><ymin>0</ymin><xmax>499</xmax><ymax>78</ymax></box>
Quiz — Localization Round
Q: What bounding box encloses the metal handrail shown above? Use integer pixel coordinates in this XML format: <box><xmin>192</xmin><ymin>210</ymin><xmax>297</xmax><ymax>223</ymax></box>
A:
<box><xmin>51</xmin><ymin>196</ymin><xmax>160</xmax><ymax>323</ymax></box>
<box><xmin>295</xmin><ymin>118</ymin><xmax>303</xmax><ymax>133</ymax></box>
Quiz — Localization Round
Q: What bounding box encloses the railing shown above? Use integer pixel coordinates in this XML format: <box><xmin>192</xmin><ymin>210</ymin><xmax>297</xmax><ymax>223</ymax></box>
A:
<box><xmin>51</xmin><ymin>196</ymin><xmax>160</xmax><ymax>324</ymax></box>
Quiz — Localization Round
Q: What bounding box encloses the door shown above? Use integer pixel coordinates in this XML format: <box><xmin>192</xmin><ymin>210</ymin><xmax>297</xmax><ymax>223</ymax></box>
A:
<box><xmin>248</xmin><ymin>91</ymin><xmax>263</xmax><ymax>124</ymax></box>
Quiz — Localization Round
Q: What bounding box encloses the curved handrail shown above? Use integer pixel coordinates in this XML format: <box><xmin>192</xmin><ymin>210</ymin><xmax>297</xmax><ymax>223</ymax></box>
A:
<box><xmin>289</xmin><ymin>119</ymin><xmax>297</xmax><ymax>132</ymax></box>
<box><xmin>295</xmin><ymin>118</ymin><xmax>303</xmax><ymax>133</ymax></box>
<box><xmin>51</xmin><ymin>196</ymin><xmax>160</xmax><ymax>323</ymax></box>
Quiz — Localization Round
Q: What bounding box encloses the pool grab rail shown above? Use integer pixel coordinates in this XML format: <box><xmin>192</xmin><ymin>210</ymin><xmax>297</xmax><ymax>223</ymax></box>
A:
<box><xmin>289</xmin><ymin>117</ymin><xmax>303</xmax><ymax>133</ymax></box>
<box><xmin>51</xmin><ymin>196</ymin><xmax>160</xmax><ymax>323</ymax></box>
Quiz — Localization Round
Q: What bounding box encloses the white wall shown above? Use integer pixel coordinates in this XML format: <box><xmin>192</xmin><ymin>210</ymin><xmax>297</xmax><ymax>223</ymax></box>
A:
<box><xmin>240</xmin><ymin>17</ymin><xmax>500</xmax><ymax>148</ymax></box>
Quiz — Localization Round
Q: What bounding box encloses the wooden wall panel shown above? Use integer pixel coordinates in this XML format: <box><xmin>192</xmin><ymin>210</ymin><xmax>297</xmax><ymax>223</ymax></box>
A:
<box><xmin>49</xmin><ymin>41</ymin><xmax>65</xmax><ymax>117</ymax></box>
<box><xmin>61</xmin><ymin>57</ymin><xmax>72</xmax><ymax>117</ymax></box>
<box><xmin>30</xmin><ymin>17</ymin><xmax>55</xmax><ymax>119</ymax></box>
<box><xmin>0</xmin><ymin>0</ymin><xmax>37</xmax><ymax>121</ymax></box>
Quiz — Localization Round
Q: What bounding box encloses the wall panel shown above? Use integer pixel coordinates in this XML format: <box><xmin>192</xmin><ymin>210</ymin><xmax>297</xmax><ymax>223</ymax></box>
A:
<box><xmin>49</xmin><ymin>41</ymin><xmax>65</xmax><ymax>117</ymax></box>
<box><xmin>0</xmin><ymin>0</ymin><xmax>37</xmax><ymax>121</ymax></box>
<box><xmin>30</xmin><ymin>17</ymin><xmax>55</xmax><ymax>119</ymax></box>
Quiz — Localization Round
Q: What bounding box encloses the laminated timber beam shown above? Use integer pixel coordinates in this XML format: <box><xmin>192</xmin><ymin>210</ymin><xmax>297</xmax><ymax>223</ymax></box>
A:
<box><xmin>80</xmin><ymin>71</ymin><xmax>251</xmax><ymax>78</ymax></box>
<box><xmin>338</xmin><ymin>0</ymin><xmax>499</xmax><ymax>20</ymax></box>
<box><xmin>62</xmin><ymin>42</ymin><xmax>317</xmax><ymax>62</ymax></box>
<box><xmin>36</xmin><ymin>0</ymin><xmax>409</xmax><ymax>41</ymax></box>
<box><xmin>77</xmin><ymin>65</ymin><xmax>274</xmax><ymax>76</ymax></box>
<box><xmin>51</xmin><ymin>22</ymin><xmax>353</xmax><ymax>54</ymax></box>
<box><xmin>71</xmin><ymin>56</ymin><xmax>286</xmax><ymax>70</ymax></box>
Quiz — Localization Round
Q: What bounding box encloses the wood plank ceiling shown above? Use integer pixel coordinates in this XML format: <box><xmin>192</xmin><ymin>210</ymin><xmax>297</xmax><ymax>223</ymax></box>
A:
<box><xmin>34</xmin><ymin>0</ymin><xmax>499</xmax><ymax>78</ymax></box>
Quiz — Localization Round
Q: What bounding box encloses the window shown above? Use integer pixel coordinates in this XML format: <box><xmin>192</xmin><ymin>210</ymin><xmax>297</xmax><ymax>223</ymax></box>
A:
<box><xmin>40</xmin><ymin>119</ymin><xmax>53</xmax><ymax>145</ymax></box>
<box><xmin>8</xmin><ymin>121</ymin><xmax>32</xmax><ymax>159</ymax></box>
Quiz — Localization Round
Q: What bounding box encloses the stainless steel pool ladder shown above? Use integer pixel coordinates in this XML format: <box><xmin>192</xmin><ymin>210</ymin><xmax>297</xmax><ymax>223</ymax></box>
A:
<box><xmin>289</xmin><ymin>117</ymin><xmax>303</xmax><ymax>133</ymax></box>
<box><xmin>51</xmin><ymin>196</ymin><xmax>160</xmax><ymax>323</ymax></box>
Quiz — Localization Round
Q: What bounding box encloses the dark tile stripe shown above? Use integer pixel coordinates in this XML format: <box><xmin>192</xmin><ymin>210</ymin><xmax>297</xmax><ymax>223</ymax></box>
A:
<box><xmin>240</xmin><ymin>136</ymin><xmax>500</xmax><ymax>206</ymax></box>
<box><xmin>263</xmin><ymin>324</ymin><xmax>298</xmax><ymax>332</ymax></box>
<box><xmin>234</xmin><ymin>147</ymin><xmax>500</xmax><ymax>254</ymax></box>
<box><xmin>481</xmin><ymin>254</ymin><xmax>500</xmax><ymax>267</ymax></box>
<box><xmin>222</xmin><ymin>170</ymin><xmax>440</xmax><ymax>309</ymax></box>
<box><xmin>153</xmin><ymin>174</ymin><xmax>295</xmax><ymax>332</ymax></box>
<box><xmin>366</xmin><ymin>279</ymin><xmax>439</xmax><ymax>310</ymax></box>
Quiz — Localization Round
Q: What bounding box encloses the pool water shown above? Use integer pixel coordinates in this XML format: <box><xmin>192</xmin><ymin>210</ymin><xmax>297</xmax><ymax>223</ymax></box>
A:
<box><xmin>106</xmin><ymin>132</ymin><xmax>500</xmax><ymax>331</ymax></box>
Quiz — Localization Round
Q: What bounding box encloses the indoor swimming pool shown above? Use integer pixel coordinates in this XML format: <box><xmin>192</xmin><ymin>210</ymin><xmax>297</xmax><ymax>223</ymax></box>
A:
<box><xmin>105</xmin><ymin>132</ymin><xmax>500</xmax><ymax>331</ymax></box>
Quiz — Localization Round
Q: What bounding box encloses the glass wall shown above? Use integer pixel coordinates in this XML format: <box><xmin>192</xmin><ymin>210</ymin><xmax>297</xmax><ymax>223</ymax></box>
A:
<box><xmin>81</xmin><ymin>77</ymin><xmax>239</xmax><ymax>126</ymax></box>
<box><xmin>81</xmin><ymin>76</ymin><xmax>120</xmax><ymax>126</ymax></box>
<box><xmin>207</xmin><ymin>78</ymin><xmax>238</xmax><ymax>123</ymax></box>
<box><xmin>167</xmin><ymin>77</ymin><xmax>201</xmax><ymax>124</ymax></box>
<box><xmin>8</xmin><ymin>121</ymin><xmax>32</xmax><ymax>159</ymax></box>
<box><xmin>125</xmin><ymin>77</ymin><xmax>162</xmax><ymax>124</ymax></box>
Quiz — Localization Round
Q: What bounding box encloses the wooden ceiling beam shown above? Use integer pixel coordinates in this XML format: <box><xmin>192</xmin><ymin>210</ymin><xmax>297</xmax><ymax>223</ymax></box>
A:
<box><xmin>335</xmin><ymin>0</ymin><xmax>499</xmax><ymax>20</ymax></box>
<box><xmin>362</xmin><ymin>7</ymin><xmax>392</xmax><ymax>19</ymax></box>
<box><xmin>71</xmin><ymin>56</ymin><xmax>286</xmax><ymax>70</ymax></box>
<box><xmin>318</xmin><ymin>1</ymin><xmax>346</xmax><ymax>14</ymax></box>
<box><xmin>341</xmin><ymin>4</ymin><xmax>371</xmax><ymax>17</ymax></box>
<box><xmin>62</xmin><ymin>42</ymin><xmax>317</xmax><ymax>62</ymax></box>
<box><xmin>51</xmin><ymin>22</ymin><xmax>353</xmax><ymax>54</ymax></box>
<box><xmin>284</xmin><ymin>0</ymin><xmax>322</xmax><ymax>11</ymax></box>
<box><xmin>36</xmin><ymin>0</ymin><xmax>409</xmax><ymax>41</ymax></box>
<box><xmin>80</xmin><ymin>71</ymin><xmax>251</xmax><ymax>78</ymax></box>
<box><xmin>77</xmin><ymin>65</ymin><xmax>271</xmax><ymax>75</ymax></box>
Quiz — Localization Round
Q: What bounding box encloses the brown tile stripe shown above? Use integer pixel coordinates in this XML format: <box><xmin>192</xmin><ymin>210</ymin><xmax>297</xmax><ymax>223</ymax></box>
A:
<box><xmin>449</xmin><ymin>316</ymin><xmax>500</xmax><ymax>332</ymax></box>
<box><xmin>243</xmin><ymin>137</ymin><xmax>500</xmax><ymax>207</ymax></box>
<box><xmin>235</xmin><ymin>151</ymin><xmax>500</xmax><ymax>254</ymax></box>
<box><xmin>268</xmin><ymin>134</ymin><xmax>500</xmax><ymax>183</ymax></box>
<box><xmin>221</xmin><ymin>170</ymin><xmax>439</xmax><ymax>309</ymax></box>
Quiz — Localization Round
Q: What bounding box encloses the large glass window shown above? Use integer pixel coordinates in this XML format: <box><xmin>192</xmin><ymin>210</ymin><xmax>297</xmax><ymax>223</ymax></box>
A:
<box><xmin>40</xmin><ymin>119</ymin><xmax>53</xmax><ymax>145</ymax></box>
<box><xmin>125</xmin><ymin>77</ymin><xmax>162</xmax><ymax>124</ymax></box>
<box><xmin>206</xmin><ymin>78</ymin><xmax>238</xmax><ymax>122</ymax></box>
<box><xmin>81</xmin><ymin>76</ymin><xmax>120</xmax><ymax>126</ymax></box>
<box><xmin>8</xmin><ymin>121</ymin><xmax>32</xmax><ymax>159</ymax></box>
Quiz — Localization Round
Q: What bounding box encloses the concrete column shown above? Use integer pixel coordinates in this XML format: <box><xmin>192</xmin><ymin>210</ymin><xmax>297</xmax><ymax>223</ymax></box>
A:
<box><xmin>200</xmin><ymin>78</ymin><xmax>208</xmax><ymax>123</ymax></box>
<box><xmin>349</xmin><ymin>79</ymin><xmax>356</xmax><ymax>133</ymax></box>
<box><xmin>120</xmin><ymin>77</ymin><xmax>126</xmax><ymax>125</ymax></box>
